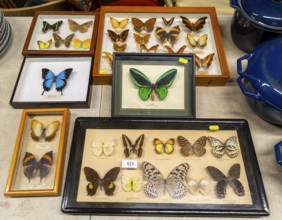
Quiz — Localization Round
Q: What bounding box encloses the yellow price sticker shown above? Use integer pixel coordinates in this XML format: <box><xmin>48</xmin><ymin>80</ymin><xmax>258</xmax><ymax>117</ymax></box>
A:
<box><xmin>209</xmin><ymin>125</ymin><xmax>219</xmax><ymax>131</ymax></box>
<box><xmin>99</xmin><ymin>69</ymin><xmax>109</xmax><ymax>74</ymax></box>
<box><xmin>179</xmin><ymin>57</ymin><xmax>189</xmax><ymax>64</ymax></box>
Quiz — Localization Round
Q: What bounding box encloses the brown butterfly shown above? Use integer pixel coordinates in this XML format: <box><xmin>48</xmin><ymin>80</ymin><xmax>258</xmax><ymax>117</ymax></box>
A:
<box><xmin>155</xmin><ymin>25</ymin><xmax>181</xmax><ymax>46</ymax></box>
<box><xmin>177</xmin><ymin>136</ymin><xmax>207</xmax><ymax>157</ymax></box>
<box><xmin>68</xmin><ymin>19</ymin><xmax>93</xmax><ymax>33</ymax></box>
<box><xmin>194</xmin><ymin>53</ymin><xmax>215</xmax><ymax>69</ymax></box>
<box><xmin>164</xmin><ymin>45</ymin><xmax>187</xmax><ymax>54</ymax></box>
<box><xmin>180</xmin><ymin>16</ymin><xmax>207</xmax><ymax>32</ymax></box>
<box><xmin>53</xmin><ymin>33</ymin><xmax>75</xmax><ymax>48</ymax></box>
<box><xmin>187</xmin><ymin>34</ymin><xmax>208</xmax><ymax>48</ymax></box>
<box><xmin>113</xmin><ymin>42</ymin><xmax>127</xmax><ymax>51</ymax></box>
<box><xmin>140</xmin><ymin>44</ymin><xmax>159</xmax><ymax>53</ymax></box>
<box><xmin>131</xmin><ymin>17</ymin><xmax>156</xmax><ymax>32</ymax></box>
<box><xmin>162</xmin><ymin>17</ymin><xmax>175</xmax><ymax>26</ymax></box>
<box><xmin>110</xmin><ymin>17</ymin><xmax>129</xmax><ymax>29</ymax></box>
<box><xmin>84</xmin><ymin>166</ymin><xmax>120</xmax><ymax>196</ymax></box>
<box><xmin>122</xmin><ymin>134</ymin><xmax>144</xmax><ymax>157</ymax></box>
<box><xmin>133</xmin><ymin>33</ymin><xmax>151</xmax><ymax>45</ymax></box>
<box><xmin>107</xmin><ymin>29</ymin><xmax>129</xmax><ymax>42</ymax></box>
<box><xmin>102</xmin><ymin>51</ymin><xmax>113</xmax><ymax>69</ymax></box>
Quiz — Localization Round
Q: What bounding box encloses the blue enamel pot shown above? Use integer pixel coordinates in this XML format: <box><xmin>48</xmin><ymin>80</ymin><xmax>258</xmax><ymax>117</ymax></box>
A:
<box><xmin>275</xmin><ymin>141</ymin><xmax>282</xmax><ymax>166</ymax></box>
<box><xmin>237</xmin><ymin>37</ymin><xmax>282</xmax><ymax>125</ymax></box>
<box><xmin>230</xmin><ymin>0</ymin><xmax>282</xmax><ymax>53</ymax></box>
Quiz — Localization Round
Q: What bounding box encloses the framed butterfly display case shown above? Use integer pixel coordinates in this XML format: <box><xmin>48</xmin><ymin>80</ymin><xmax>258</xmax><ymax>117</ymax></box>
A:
<box><xmin>111</xmin><ymin>53</ymin><xmax>195</xmax><ymax>118</ymax></box>
<box><xmin>9</xmin><ymin>56</ymin><xmax>92</xmax><ymax>108</ymax></box>
<box><xmin>22</xmin><ymin>11</ymin><xmax>98</xmax><ymax>56</ymax></box>
<box><xmin>62</xmin><ymin>117</ymin><xmax>269</xmax><ymax>216</ymax></box>
<box><xmin>5</xmin><ymin>108</ymin><xmax>69</xmax><ymax>196</ymax></box>
<box><xmin>93</xmin><ymin>6</ymin><xmax>230</xmax><ymax>86</ymax></box>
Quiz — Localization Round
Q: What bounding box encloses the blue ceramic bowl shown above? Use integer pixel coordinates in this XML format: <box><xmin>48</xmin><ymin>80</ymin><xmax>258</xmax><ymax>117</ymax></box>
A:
<box><xmin>237</xmin><ymin>37</ymin><xmax>282</xmax><ymax>125</ymax></box>
<box><xmin>275</xmin><ymin>141</ymin><xmax>282</xmax><ymax>166</ymax></box>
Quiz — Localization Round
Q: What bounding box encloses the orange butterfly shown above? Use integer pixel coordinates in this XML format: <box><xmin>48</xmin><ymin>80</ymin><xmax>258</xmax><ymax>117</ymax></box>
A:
<box><xmin>133</xmin><ymin>33</ymin><xmax>151</xmax><ymax>45</ymax></box>
<box><xmin>194</xmin><ymin>53</ymin><xmax>215</xmax><ymax>69</ymax></box>
<box><xmin>155</xmin><ymin>25</ymin><xmax>181</xmax><ymax>46</ymax></box>
<box><xmin>180</xmin><ymin>16</ymin><xmax>207</xmax><ymax>32</ymax></box>
<box><xmin>107</xmin><ymin>29</ymin><xmax>129</xmax><ymax>42</ymax></box>
<box><xmin>131</xmin><ymin>17</ymin><xmax>156</xmax><ymax>32</ymax></box>
<box><xmin>164</xmin><ymin>45</ymin><xmax>187</xmax><ymax>54</ymax></box>
<box><xmin>68</xmin><ymin>19</ymin><xmax>93</xmax><ymax>33</ymax></box>
<box><xmin>187</xmin><ymin>34</ymin><xmax>208</xmax><ymax>48</ymax></box>
<box><xmin>113</xmin><ymin>42</ymin><xmax>127</xmax><ymax>51</ymax></box>
<box><xmin>140</xmin><ymin>44</ymin><xmax>159</xmax><ymax>53</ymax></box>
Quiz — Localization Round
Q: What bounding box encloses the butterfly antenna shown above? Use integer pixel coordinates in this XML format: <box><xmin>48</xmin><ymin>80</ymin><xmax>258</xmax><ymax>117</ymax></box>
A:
<box><xmin>41</xmin><ymin>90</ymin><xmax>45</xmax><ymax>95</ymax></box>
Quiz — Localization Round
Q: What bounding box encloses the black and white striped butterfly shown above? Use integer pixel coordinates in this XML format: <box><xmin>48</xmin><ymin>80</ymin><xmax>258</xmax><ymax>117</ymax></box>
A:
<box><xmin>142</xmin><ymin>161</ymin><xmax>189</xmax><ymax>199</ymax></box>
<box><xmin>207</xmin><ymin>163</ymin><xmax>245</xmax><ymax>199</ymax></box>
<box><xmin>208</xmin><ymin>136</ymin><xmax>239</xmax><ymax>158</ymax></box>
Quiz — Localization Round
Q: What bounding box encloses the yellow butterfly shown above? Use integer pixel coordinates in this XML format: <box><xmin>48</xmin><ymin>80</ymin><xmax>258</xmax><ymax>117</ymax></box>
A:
<box><xmin>133</xmin><ymin>33</ymin><xmax>151</xmax><ymax>45</ymax></box>
<box><xmin>187</xmin><ymin>34</ymin><xmax>208</xmax><ymax>48</ymax></box>
<box><xmin>194</xmin><ymin>53</ymin><xmax>215</xmax><ymax>69</ymax></box>
<box><xmin>68</xmin><ymin>19</ymin><xmax>93</xmax><ymax>33</ymax></box>
<box><xmin>140</xmin><ymin>44</ymin><xmax>159</xmax><ymax>53</ymax></box>
<box><xmin>53</xmin><ymin>33</ymin><xmax>75</xmax><ymax>48</ymax></box>
<box><xmin>73</xmin><ymin>38</ymin><xmax>91</xmax><ymax>49</ymax></box>
<box><xmin>110</xmin><ymin>17</ymin><xmax>129</xmax><ymax>29</ymax></box>
<box><xmin>37</xmin><ymin>39</ymin><xmax>52</xmax><ymax>49</ymax></box>
<box><xmin>92</xmin><ymin>140</ymin><xmax>114</xmax><ymax>157</ymax></box>
<box><xmin>154</xmin><ymin>138</ymin><xmax>175</xmax><ymax>154</ymax></box>
<box><xmin>31</xmin><ymin>120</ymin><xmax>60</xmax><ymax>141</ymax></box>
<box><xmin>102</xmin><ymin>51</ymin><xmax>113</xmax><ymax>69</ymax></box>
<box><xmin>122</xmin><ymin>175</ymin><xmax>142</xmax><ymax>192</ymax></box>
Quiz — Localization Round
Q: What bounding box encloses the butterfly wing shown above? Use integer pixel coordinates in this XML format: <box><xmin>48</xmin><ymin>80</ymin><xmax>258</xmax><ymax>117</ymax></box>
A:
<box><xmin>102</xmin><ymin>167</ymin><xmax>121</xmax><ymax>196</ymax></box>
<box><xmin>55</xmin><ymin>68</ymin><xmax>73</xmax><ymax>93</ymax></box>
<box><xmin>192</xmin><ymin>136</ymin><xmax>207</xmax><ymax>156</ymax></box>
<box><xmin>155</xmin><ymin>68</ymin><xmax>177</xmax><ymax>100</ymax></box>
<box><xmin>154</xmin><ymin>138</ymin><xmax>165</xmax><ymax>154</ymax></box>
<box><xmin>164</xmin><ymin>45</ymin><xmax>186</xmax><ymax>54</ymax></box>
<box><xmin>165</xmin><ymin>138</ymin><xmax>175</xmax><ymax>154</ymax></box>
<box><xmin>207</xmin><ymin>166</ymin><xmax>227</xmax><ymax>198</ymax></box>
<box><xmin>102</xmin><ymin>140</ymin><xmax>115</xmax><ymax>156</ymax></box>
<box><xmin>84</xmin><ymin>167</ymin><xmax>100</xmax><ymax>196</ymax></box>
<box><xmin>166</xmin><ymin>163</ymin><xmax>189</xmax><ymax>199</ymax></box>
<box><xmin>187</xmin><ymin>34</ymin><xmax>197</xmax><ymax>47</ymax></box>
<box><xmin>122</xmin><ymin>175</ymin><xmax>132</xmax><ymax>192</ymax></box>
<box><xmin>68</xmin><ymin>19</ymin><xmax>79</xmax><ymax>32</ymax></box>
<box><xmin>143</xmin><ymin>18</ymin><xmax>157</xmax><ymax>32</ymax></box>
<box><xmin>225</xmin><ymin>136</ymin><xmax>239</xmax><ymax>158</ymax></box>
<box><xmin>103</xmin><ymin>52</ymin><xmax>113</xmax><ymax>69</ymax></box>
<box><xmin>73</xmin><ymin>38</ymin><xmax>82</xmax><ymax>49</ymax></box>
<box><xmin>168</xmin><ymin>25</ymin><xmax>181</xmax><ymax>46</ymax></box>
<box><xmin>142</xmin><ymin>161</ymin><xmax>165</xmax><ymax>198</ymax></box>
<box><xmin>108</xmin><ymin>30</ymin><xmax>118</xmax><ymax>42</ymax></box>
<box><xmin>78</xmin><ymin>20</ymin><xmax>93</xmax><ymax>33</ymax></box>
<box><xmin>180</xmin><ymin>16</ymin><xmax>194</xmax><ymax>31</ymax></box>
<box><xmin>22</xmin><ymin>152</ymin><xmax>37</xmax><ymax>182</ymax></box>
<box><xmin>140</xmin><ymin>44</ymin><xmax>158</xmax><ymax>53</ymax></box>
<box><xmin>155</xmin><ymin>27</ymin><xmax>168</xmax><ymax>45</ymax></box>
<box><xmin>129</xmin><ymin>68</ymin><xmax>152</xmax><ymax>101</ymax></box>
<box><xmin>42</xmin><ymin>68</ymin><xmax>55</xmax><ymax>94</ymax></box>
<box><xmin>119</xmin><ymin>29</ymin><xmax>129</xmax><ymax>42</ymax></box>
<box><xmin>197</xmin><ymin>34</ymin><xmax>208</xmax><ymax>48</ymax></box>
<box><xmin>38</xmin><ymin>151</ymin><xmax>53</xmax><ymax>181</ymax></box>
<box><xmin>177</xmin><ymin>136</ymin><xmax>193</xmax><ymax>156</ymax></box>
<box><xmin>162</xmin><ymin>17</ymin><xmax>175</xmax><ymax>26</ymax></box>
<box><xmin>208</xmin><ymin>136</ymin><xmax>225</xmax><ymax>158</ymax></box>
<box><xmin>228</xmin><ymin>163</ymin><xmax>245</xmax><ymax>196</ymax></box>
<box><xmin>37</xmin><ymin>39</ymin><xmax>52</xmax><ymax>49</ymax></box>
<box><xmin>131</xmin><ymin>17</ymin><xmax>144</xmax><ymax>32</ymax></box>
<box><xmin>195</xmin><ymin>53</ymin><xmax>215</xmax><ymax>69</ymax></box>
<box><xmin>42</xmin><ymin>21</ymin><xmax>51</xmax><ymax>33</ymax></box>
<box><xmin>44</xmin><ymin>121</ymin><xmax>60</xmax><ymax>141</ymax></box>
<box><xmin>193</xmin><ymin>17</ymin><xmax>207</xmax><ymax>32</ymax></box>
<box><xmin>92</xmin><ymin>141</ymin><xmax>103</xmax><ymax>156</ymax></box>
<box><xmin>131</xmin><ymin>134</ymin><xmax>144</xmax><ymax>157</ymax></box>
<box><xmin>122</xmin><ymin>134</ymin><xmax>133</xmax><ymax>157</ymax></box>
<box><xmin>53</xmin><ymin>33</ymin><xmax>63</xmax><ymax>48</ymax></box>
<box><xmin>31</xmin><ymin>120</ymin><xmax>44</xmax><ymax>141</ymax></box>
<box><xmin>63</xmin><ymin>33</ymin><xmax>75</xmax><ymax>48</ymax></box>
<box><xmin>51</xmin><ymin>20</ymin><xmax>63</xmax><ymax>32</ymax></box>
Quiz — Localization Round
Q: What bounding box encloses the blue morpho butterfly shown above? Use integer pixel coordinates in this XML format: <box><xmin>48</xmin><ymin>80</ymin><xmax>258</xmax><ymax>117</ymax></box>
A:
<box><xmin>129</xmin><ymin>68</ymin><xmax>177</xmax><ymax>101</ymax></box>
<box><xmin>22</xmin><ymin>151</ymin><xmax>53</xmax><ymax>182</ymax></box>
<box><xmin>41</xmin><ymin>68</ymin><xmax>73</xmax><ymax>95</ymax></box>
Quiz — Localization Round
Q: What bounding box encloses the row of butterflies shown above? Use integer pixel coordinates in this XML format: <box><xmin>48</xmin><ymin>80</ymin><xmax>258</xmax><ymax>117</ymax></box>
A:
<box><xmin>92</xmin><ymin>134</ymin><xmax>239</xmax><ymax>159</ymax></box>
<box><xmin>37</xmin><ymin>19</ymin><xmax>93</xmax><ymax>49</ymax></box>
<box><xmin>83</xmin><ymin>161</ymin><xmax>245</xmax><ymax>200</ymax></box>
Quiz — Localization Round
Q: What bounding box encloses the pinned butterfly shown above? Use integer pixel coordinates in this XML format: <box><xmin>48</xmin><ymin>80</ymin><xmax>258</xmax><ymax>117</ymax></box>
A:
<box><xmin>73</xmin><ymin>38</ymin><xmax>91</xmax><ymax>49</ymax></box>
<box><xmin>84</xmin><ymin>166</ymin><xmax>120</xmax><ymax>196</ymax></box>
<box><xmin>37</xmin><ymin>39</ymin><xmax>52</xmax><ymax>50</ymax></box>
<box><xmin>142</xmin><ymin>161</ymin><xmax>189</xmax><ymax>199</ymax></box>
<box><xmin>42</xmin><ymin>20</ymin><xmax>62</xmax><ymax>33</ymax></box>
<box><xmin>68</xmin><ymin>19</ymin><xmax>93</xmax><ymax>33</ymax></box>
<box><xmin>92</xmin><ymin>140</ymin><xmax>114</xmax><ymax>157</ymax></box>
<box><xmin>31</xmin><ymin>120</ymin><xmax>60</xmax><ymax>141</ymax></box>
<box><xmin>194</xmin><ymin>53</ymin><xmax>215</xmax><ymax>69</ymax></box>
<box><xmin>177</xmin><ymin>136</ymin><xmax>207</xmax><ymax>157</ymax></box>
<box><xmin>22</xmin><ymin>151</ymin><xmax>53</xmax><ymax>182</ymax></box>
<box><xmin>207</xmin><ymin>163</ymin><xmax>245</xmax><ymax>198</ymax></box>
<box><xmin>130</xmin><ymin>68</ymin><xmax>177</xmax><ymax>101</ymax></box>
<box><xmin>122</xmin><ymin>175</ymin><xmax>142</xmax><ymax>192</ymax></box>
<box><xmin>131</xmin><ymin>17</ymin><xmax>156</xmax><ymax>32</ymax></box>
<box><xmin>155</xmin><ymin>25</ymin><xmax>181</xmax><ymax>46</ymax></box>
<box><xmin>208</xmin><ymin>136</ymin><xmax>239</xmax><ymax>158</ymax></box>
<box><xmin>110</xmin><ymin>17</ymin><xmax>129</xmax><ymax>29</ymax></box>
<box><xmin>41</xmin><ymin>68</ymin><xmax>73</xmax><ymax>95</ymax></box>
<box><xmin>122</xmin><ymin>134</ymin><xmax>144</xmax><ymax>158</ymax></box>
<box><xmin>139</xmin><ymin>44</ymin><xmax>159</xmax><ymax>53</ymax></box>
<box><xmin>187</xmin><ymin>177</ymin><xmax>210</xmax><ymax>196</ymax></box>
<box><xmin>180</xmin><ymin>16</ymin><xmax>207</xmax><ymax>32</ymax></box>
<box><xmin>154</xmin><ymin>138</ymin><xmax>175</xmax><ymax>154</ymax></box>
<box><xmin>53</xmin><ymin>33</ymin><xmax>75</xmax><ymax>48</ymax></box>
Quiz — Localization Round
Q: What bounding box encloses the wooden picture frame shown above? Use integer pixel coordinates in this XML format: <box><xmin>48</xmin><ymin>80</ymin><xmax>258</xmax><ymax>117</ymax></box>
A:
<box><xmin>5</xmin><ymin>108</ymin><xmax>70</xmax><ymax>197</ymax></box>
<box><xmin>93</xmin><ymin>6</ymin><xmax>229</xmax><ymax>86</ymax></box>
<box><xmin>62</xmin><ymin>117</ymin><xmax>269</xmax><ymax>216</ymax></box>
<box><xmin>22</xmin><ymin>11</ymin><xmax>99</xmax><ymax>56</ymax></box>
<box><xmin>9</xmin><ymin>56</ymin><xmax>93</xmax><ymax>109</ymax></box>
<box><xmin>112</xmin><ymin>53</ymin><xmax>196</xmax><ymax>118</ymax></box>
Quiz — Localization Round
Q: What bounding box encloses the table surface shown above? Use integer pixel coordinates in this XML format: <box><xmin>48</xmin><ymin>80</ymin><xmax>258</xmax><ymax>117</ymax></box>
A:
<box><xmin>1</xmin><ymin>2</ymin><xmax>282</xmax><ymax>220</ymax></box>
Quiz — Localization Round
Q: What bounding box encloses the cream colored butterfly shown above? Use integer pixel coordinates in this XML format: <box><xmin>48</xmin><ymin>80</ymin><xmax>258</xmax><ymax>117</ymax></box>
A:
<box><xmin>122</xmin><ymin>175</ymin><xmax>142</xmax><ymax>192</ymax></box>
<box><xmin>92</xmin><ymin>140</ymin><xmax>114</xmax><ymax>156</ymax></box>
<box><xmin>187</xmin><ymin>177</ymin><xmax>210</xmax><ymax>195</ymax></box>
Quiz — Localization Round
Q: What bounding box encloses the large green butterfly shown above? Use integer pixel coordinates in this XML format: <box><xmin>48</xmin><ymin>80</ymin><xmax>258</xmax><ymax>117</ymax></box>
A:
<box><xmin>129</xmin><ymin>68</ymin><xmax>177</xmax><ymax>101</ymax></box>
